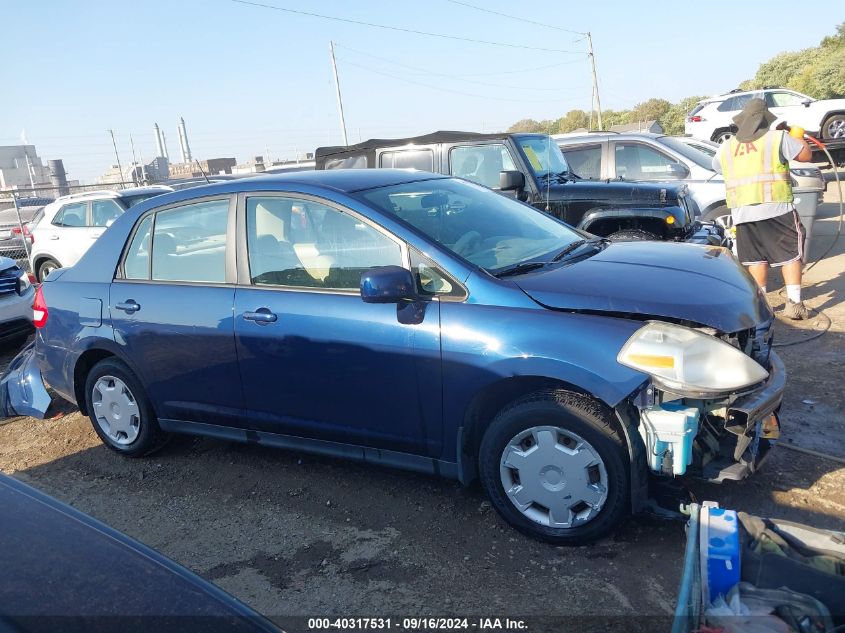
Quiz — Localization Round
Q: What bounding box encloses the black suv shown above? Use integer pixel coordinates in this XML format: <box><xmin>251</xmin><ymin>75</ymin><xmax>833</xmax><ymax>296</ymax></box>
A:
<box><xmin>316</xmin><ymin>131</ymin><xmax>721</xmax><ymax>243</ymax></box>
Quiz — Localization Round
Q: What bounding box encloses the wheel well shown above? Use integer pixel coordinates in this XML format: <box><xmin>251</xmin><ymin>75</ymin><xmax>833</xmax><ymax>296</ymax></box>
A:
<box><xmin>823</xmin><ymin>110</ymin><xmax>845</xmax><ymax>120</ymax></box>
<box><xmin>586</xmin><ymin>216</ymin><xmax>666</xmax><ymax>239</ymax></box>
<box><xmin>460</xmin><ymin>377</ymin><xmax>627</xmax><ymax>471</ymax></box>
<box><xmin>711</xmin><ymin>126</ymin><xmax>737</xmax><ymax>142</ymax></box>
<box><xmin>73</xmin><ymin>349</ymin><xmax>116</xmax><ymax>410</ymax></box>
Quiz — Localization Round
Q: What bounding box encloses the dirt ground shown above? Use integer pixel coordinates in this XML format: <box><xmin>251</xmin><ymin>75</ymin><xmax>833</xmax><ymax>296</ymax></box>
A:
<box><xmin>1</xmin><ymin>197</ymin><xmax>844</xmax><ymax>631</ymax></box>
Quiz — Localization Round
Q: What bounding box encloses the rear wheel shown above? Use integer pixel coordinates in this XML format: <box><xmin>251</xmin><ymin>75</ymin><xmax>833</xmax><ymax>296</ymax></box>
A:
<box><xmin>702</xmin><ymin>204</ymin><xmax>730</xmax><ymax>223</ymax></box>
<box><xmin>822</xmin><ymin>114</ymin><xmax>845</xmax><ymax>140</ymax></box>
<box><xmin>84</xmin><ymin>358</ymin><xmax>168</xmax><ymax>457</ymax></box>
<box><xmin>712</xmin><ymin>128</ymin><xmax>736</xmax><ymax>144</ymax></box>
<box><xmin>608</xmin><ymin>229</ymin><xmax>659</xmax><ymax>242</ymax></box>
<box><xmin>478</xmin><ymin>391</ymin><xmax>629</xmax><ymax>544</ymax></box>
<box><xmin>37</xmin><ymin>258</ymin><xmax>60</xmax><ymax>282</ymax></box>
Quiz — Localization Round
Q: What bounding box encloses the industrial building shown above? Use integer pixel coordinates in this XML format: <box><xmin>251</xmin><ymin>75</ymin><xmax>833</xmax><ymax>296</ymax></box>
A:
<box><xmin>0</xmin><ymin>146</ymin><xmax>51</xmax><ymax>190</ymax></box>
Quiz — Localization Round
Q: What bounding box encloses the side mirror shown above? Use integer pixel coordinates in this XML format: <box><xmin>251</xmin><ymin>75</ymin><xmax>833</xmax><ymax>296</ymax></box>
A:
<box><xmin>802</xmin><ymin>99</ymin><xmax>812</xmax><ymax>108</ymax></box>
<box><xmin>499</xmin><ymin>170</ymin><xmax>525</xmax><ymax>191</ymax></box>
<box><xmin>360</xmin><ymin>266</ymin><xmax>417</xmax><ymax>304</ymax></box>
<box><xmin>666</xmin><ymin>163</ymin><xmax>690</xmax><ymax>179</ymax></box>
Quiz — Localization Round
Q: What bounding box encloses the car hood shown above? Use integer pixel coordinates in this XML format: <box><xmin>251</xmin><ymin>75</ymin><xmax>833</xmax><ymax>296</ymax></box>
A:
<box><xmin>545</xmin><ymin>179</ymin><xmax>682</xmax><ymax>204</ymax></box>
<box><xmin>513</xmin><ymin>241</ymin><xmax>770</xmax><ymax>333</ymax></box>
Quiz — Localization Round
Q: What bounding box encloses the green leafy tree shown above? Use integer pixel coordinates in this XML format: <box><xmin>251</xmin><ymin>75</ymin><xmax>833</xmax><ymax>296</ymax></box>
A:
<box><xmin>630</xmin><ymin>98</ymin><xmax>671</xmax><ymax>124</ymax></box>
<box><xmin>556</xmin><ymin>109</ymin><xmax>591</xmax><ymax>133</ymax></box>
<box><xmin>507</xmin><ymin>118</ymin><xmax>542</xmax><ymax>133</ymax></box>
<box><xmin>659</xmin><ymin>96</ymin><xmax>707</xmax><ymax>135</ymax></box>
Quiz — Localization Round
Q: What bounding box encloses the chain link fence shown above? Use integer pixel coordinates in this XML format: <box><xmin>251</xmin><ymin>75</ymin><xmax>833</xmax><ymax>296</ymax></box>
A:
<box><xmin>0</xmin><ymin>182</ymin><xmax>136</xmax><ymax>273</ymax></box>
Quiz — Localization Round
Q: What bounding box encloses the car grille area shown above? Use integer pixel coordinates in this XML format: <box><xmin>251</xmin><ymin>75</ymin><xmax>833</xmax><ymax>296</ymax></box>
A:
<box><xmin>0</xmin><ymin>265</ymin><xmax>22</xmax><ymax>297</ymax></box>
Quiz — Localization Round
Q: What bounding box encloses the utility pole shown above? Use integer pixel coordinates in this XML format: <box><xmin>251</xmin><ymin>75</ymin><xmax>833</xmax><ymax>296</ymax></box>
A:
<box><xmin>107</xmin><ymin>129</ymin><xmax>125</xmax><ymax>189</ymax></box>
<box><xmin>586</xmin><ymin>33</ymin><xmax>603</xmax><ymax>130</ymax></box>
<box><xmin>329</xmin><ymin>41</ymin><xmax>349</xmax><ymax>146</ymax></box>
<box><xmin>129</xmin><ymin>135</ymin><xmax>140</xmax><ymax>185</ymax></box>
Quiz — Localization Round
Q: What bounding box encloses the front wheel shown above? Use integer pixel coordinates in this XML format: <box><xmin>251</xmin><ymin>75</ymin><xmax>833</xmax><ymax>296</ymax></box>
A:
<box><xmin>478</xmin><ymin>391</ymin><xmax>629</xmax><ymax>544</ymax></box>
<box><xmin>822</xmin><ymin>114</ymin><xmax>845</xmax><ymax>140</ymax></box>
<box><xmin>84</xmin><ymin>358</ymin><xmax>168</xmax><ymax>457</ymax></box>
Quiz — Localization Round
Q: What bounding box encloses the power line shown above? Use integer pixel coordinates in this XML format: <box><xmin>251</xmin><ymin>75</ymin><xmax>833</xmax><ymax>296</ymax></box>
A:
<box><xmin>337</xmin><ymin>57</ymin><xmax>588</xmax><ymax>104</ymax></box>
<box><xmin>229</xmin><ymin>0</ymin><xmax>583</xmax><ymax>53</ymax></box>
<box><xmin>335</xmin><ymin>43</ymin><xmax>584</xmax><ymax>91</ymax></box>
<box><xmin>446</xmin><ymin>0</ymin><xmax>586</xmax><ymax>35</ymax></box>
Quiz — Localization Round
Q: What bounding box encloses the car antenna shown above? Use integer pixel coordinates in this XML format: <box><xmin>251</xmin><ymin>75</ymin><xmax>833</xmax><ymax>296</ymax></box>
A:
<box><xmin>195</xmin><ymin>159</ymin><xmax>211</xmax><ymax>184</ymax></box>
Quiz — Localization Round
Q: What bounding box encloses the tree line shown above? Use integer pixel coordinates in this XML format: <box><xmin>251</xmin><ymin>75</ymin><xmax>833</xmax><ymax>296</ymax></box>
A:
<box><xmin>508</xmin><ymin>23</ymin><xmax>845</xmax><ymax>136</ymax></box>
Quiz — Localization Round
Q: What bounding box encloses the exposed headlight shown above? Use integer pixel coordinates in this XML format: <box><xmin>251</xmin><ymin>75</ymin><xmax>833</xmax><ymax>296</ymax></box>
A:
<box><xmin>617</xmin><ymin>321</ymin><xmax>768</xmax><ymax>395</ymax></box>
<box><xmin>15</xmin><ymin>270</ymin><xmax>32</xmax><ymax>295</ymax></box>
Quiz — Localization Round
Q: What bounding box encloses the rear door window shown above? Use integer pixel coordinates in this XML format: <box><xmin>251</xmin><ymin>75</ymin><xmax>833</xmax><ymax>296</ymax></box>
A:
<box><xmin>560</xmin><ymin>145</ymin><xmax>602</xmax><ymax>179</ymax></box>
<box><xmin>91</xmin><ymin>199</ymin><xmax>124</xmax><ymax>227</ymax></box>
<box><xmin>613</xmin><ymin>143</ymin><xmax>681</xmax><ymax>180</ymax></box>
<box><xmin>379</xmin><ymin>149</ymin><xmax>434</xmax><ymax>171</ymax></box>
<box><xmin>52</xmin><ymin>202</ymin><xmax>87</xmax><ymax>227</ymax></box>
<box><xmin>150</xmin><ymin>199</ymin><xmax>229</xmax><ymax>283</ymax></box>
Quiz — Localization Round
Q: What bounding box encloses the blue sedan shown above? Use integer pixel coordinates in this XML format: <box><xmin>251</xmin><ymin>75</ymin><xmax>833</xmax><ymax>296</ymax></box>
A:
<box><xmin>2</xmin><ymin>169</ymin><xmax>784</xmax><ymax>543</ymax></box>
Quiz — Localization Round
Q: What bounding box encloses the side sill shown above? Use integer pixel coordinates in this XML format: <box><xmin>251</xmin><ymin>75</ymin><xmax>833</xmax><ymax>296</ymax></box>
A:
<box><xmin>158</xmin><ymin>418</ymin><xmax>459</xmax><ymax>480</ymax></box>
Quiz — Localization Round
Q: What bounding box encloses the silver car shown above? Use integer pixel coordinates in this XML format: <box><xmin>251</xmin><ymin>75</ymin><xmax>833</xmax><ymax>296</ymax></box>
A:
<box><xmin>0</xmin><ymin>256</ymin><xmax>35</xmax><ymax>346</ymax></box>
<box><xmin>554</xmin><ymin>132</ymin><xmax>825</xmax><ymax>221</ymax></box>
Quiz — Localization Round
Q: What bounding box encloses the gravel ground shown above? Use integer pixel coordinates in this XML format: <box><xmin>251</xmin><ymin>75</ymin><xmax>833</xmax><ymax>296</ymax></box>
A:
<box><xmin>1</xmin><ymin>200</ymin><xmax>843</xmax><ymax>630</ymax></box>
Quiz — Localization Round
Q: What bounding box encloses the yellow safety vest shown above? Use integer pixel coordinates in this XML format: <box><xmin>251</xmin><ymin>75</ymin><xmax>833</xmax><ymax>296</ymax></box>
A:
<box><xmin>722</xmin><ymin>130</ymin><xmax>793</xmax><ymax>208</ymax></box>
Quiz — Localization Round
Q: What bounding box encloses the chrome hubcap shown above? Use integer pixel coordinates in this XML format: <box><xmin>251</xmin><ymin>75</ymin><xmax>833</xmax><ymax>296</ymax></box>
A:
<box><xmin>42</xmin><ymin>264</ymin><xmax>56</xmax><ymax>277</ymax></box>
<box><xmin>91</xmin><ymin>375</ymin><xmax>140</xmax><ymax>445</ymax></box>
<box><xmin>499</xmin><ymin>426</ymin><xmax>608</xmax><ymax>529</ymax></box>
<box><xmin>828</xmin><ymin>119</ymin><xmax>845</xmax><ymax>139</ymax></box>
<box><xmin>717</xmin><ymin>132</ymin><xmax>733</xmax><ymax>143</ymax></box>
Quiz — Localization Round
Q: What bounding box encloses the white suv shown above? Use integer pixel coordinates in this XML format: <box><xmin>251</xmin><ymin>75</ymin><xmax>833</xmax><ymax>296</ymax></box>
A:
<box><xmin>29</xmin><ymin>186</ymin><xmax>172</xmax><ymax>281</ymax></box>
<box><xmin>685</xmin><ymin>87</ymin><xmax>845</xmax><ymax>143</ymax></box>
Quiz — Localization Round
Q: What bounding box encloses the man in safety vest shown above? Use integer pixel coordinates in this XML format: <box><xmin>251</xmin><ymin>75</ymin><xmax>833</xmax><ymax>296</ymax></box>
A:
<box><xmin>712</xmin><ymin>98</ymin><xmax>813</xmax><ymax>320</ymax></box>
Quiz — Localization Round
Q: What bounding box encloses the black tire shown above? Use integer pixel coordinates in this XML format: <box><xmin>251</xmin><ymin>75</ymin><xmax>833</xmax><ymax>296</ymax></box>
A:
<box><xmin>37</xmin><ymin>258</ymin><xmax>60</xmax><ymax>282</ymax></box>
<box><xmin>84</xmin><ymin>358</ymin><xmax>168</xmax><ymax>457</ymax></box>
<box><xmin>607</xmin><ymin>229</ymin><xmax>659</xmax><ymax>242</ymax></box>
<box><xmin>711</xmin><ymin>127</ymin><xmax>736</xmax><ymax>144</ymax></box>
<box><xmin>822</xmin><ymin>113</ymin><xmax>845</xmax><ymax>141</ymax></box>
<box><xmin>702</xmin><ymin>204</ymin><xmax>730</xmax><ymax>223</ymax></box>
<box><xmin>478</xmin><ymin>390</ymin><xmax>629</xmax><ymax>545</ymax></box>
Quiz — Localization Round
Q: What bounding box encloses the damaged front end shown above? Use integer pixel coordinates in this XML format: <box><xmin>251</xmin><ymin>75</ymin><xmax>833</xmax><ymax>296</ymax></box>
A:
<box><xmin>620</xmin><ymin>320</ymin><xmax>784</xmax><ymax>484</ymax></box>
<box><xmin>0</xmin><ymin>341</ymin><xmax>50</xmax><ymax>419</ymax></box>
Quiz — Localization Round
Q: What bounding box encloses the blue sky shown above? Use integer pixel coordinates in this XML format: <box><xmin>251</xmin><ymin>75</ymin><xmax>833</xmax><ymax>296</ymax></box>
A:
<box><xmin>2</xmin><ymin>0</ymin><xmax>837</xmax><ymax>183</ymax></box>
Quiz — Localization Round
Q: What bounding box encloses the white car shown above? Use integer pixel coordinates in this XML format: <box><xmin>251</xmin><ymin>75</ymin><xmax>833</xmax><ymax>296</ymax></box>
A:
<box><xmin>685</xmin><ymin>87</ymin><xmax>845</xmax><ymax>143</ymax></box>
<box><xmin>554</xmin><ymin>132</ymin><xmax>824</xmax><ymax>221</ymax></box>
<box><xmin>29</xmin><ymin>186</ymin><xmax>172</xmax><ymax>281</ymax></box>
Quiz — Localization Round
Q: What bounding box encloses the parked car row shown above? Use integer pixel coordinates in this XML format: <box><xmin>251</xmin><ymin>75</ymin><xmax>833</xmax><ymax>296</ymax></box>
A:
<box><xmin>1</xmin><ymin>169</ymin><xmax>783</xmax><ymax>544</ymax></box>
<box><xmin>554</xmin><ymin>131</ymin><xmax>825</xmax><ymax>221</ymax></box>
<box><xmin>315</xmin><ymin>131</ymin><xmax>725</xmax><ymax>244</ymax></box>
<box><xmin>685</xmin><ymin>86</ymin><xmax>845</xmax><ymax>143</ymax></box>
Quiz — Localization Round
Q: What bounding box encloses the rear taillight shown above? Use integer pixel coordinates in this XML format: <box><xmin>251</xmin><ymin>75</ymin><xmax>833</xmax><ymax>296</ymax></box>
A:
<box><xmin>11</xmin><ymin>226</ymin><xmax>34</xmax><ymax>243</ymax></box>
<box><xmin>33</xmin><ymin>286</ymin><xmax>48</xmax><ymax>328</ymax></box>
<box><xmin>687</xmin><ymin>115</ymin><xmax>703</xmax><ymax>123</ymax></box>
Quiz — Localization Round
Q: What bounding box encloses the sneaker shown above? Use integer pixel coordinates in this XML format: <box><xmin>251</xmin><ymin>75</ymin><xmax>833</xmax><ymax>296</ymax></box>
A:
<box><xmin>782</xmin><ymin>300</ymin><xmax>810</xmax><ymax>320</ymax></box>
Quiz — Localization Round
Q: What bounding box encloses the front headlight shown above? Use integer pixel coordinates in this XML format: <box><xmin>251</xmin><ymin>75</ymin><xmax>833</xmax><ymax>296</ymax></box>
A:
<box><xmin>15</xmin><ymin>271</ymin><xmax>32</xmax><ymax>295</ymax></box>
<box><xmin>617</xmin><ymin>321</ymin><xmax>768</xmax><ymax>395</ymax></box>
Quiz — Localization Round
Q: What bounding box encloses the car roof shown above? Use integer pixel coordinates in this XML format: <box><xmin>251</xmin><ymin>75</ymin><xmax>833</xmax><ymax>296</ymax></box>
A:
<box><xmin>554</xmin><ymin>131</ymin><xmax>666</xmax><ymax>144</ymax></box>
<box><xmin>53</xmin><ymin>185</ymin><xmax>173</xmax><ymax>204</ymax></box>
<box><xmin>142</xmin><ymin>169</ymin><xmax>450</xmax><ymax>206</ymax></box>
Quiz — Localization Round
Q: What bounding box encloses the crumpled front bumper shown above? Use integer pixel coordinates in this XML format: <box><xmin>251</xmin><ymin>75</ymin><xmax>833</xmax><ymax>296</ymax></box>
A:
<box><xmin>701</xmin><ymin>350</ymin><xmax>786</xmax><ymax>483</ymax></box>
<box><xmin>0</xmin><ymin>341</ymin><xmax>50</xmax><ymax>419</ymax></box>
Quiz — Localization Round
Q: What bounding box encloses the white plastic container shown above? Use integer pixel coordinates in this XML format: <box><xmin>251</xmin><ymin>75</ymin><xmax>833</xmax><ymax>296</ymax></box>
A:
<box><xmin>639</xmin><ymin>404</ymin><xmax>700</xmax><ymax>475</ymax></box>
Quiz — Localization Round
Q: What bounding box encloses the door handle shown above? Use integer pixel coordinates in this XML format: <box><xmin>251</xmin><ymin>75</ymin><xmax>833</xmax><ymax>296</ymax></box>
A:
<box><xmin>243</xmin><ymin>308</ymin><xmax>277</xmax><ymax>324</ymax></box>
<box><xmin>49</xmin><ymin>235</ymin><xmax>59</xmax><ymax>240</ymax></box>
<box><xmin>115</xmin><ymin>300</ymin><xmax>141</xmax><ymax>314</ymax></box>
<box><xmin>90</xmin><ymin>233</ymin><xmax>104</xmax><ymax>239</ymax></box>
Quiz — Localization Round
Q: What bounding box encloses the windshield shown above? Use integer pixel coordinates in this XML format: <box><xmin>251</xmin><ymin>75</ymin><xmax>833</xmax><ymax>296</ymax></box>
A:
<box><xmin>661</xmin><ymin>136</ymin><xmax>717</xmax><ymax>168</ymax></box>
<box><xmin>355</xmin><ymin>178</ymin><xmax>582</xmax><ymax>272</ymax></box>
<box><xmin>516</xmin><ymin>136</ymin><xmax>570</xmax><ymax>178</ymax></box>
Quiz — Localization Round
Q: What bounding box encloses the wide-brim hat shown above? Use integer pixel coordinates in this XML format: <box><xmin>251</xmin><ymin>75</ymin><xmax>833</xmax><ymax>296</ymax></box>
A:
<box><xmin>732</xmin><ymin>98</ymin><xmax>777</xmax><ymax>142</ymax></box>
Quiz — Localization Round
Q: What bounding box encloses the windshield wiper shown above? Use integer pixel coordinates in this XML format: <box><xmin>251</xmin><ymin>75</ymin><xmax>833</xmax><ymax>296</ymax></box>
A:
<box><xmin>493</xmin><ymin>260</ymin><xmax>549</xmax><ymax>278</ymax></box>
<box><xmin>551</xmin><ymin>239</ymin><xmax>587</xmax><ymax>261</ymax></box>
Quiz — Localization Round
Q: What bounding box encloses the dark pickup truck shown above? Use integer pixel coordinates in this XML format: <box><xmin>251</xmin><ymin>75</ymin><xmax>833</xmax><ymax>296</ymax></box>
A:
<box><xmin>316</xmin><ymin>131</ymin><xmax>724</xmax><ymax>244</ymax></box>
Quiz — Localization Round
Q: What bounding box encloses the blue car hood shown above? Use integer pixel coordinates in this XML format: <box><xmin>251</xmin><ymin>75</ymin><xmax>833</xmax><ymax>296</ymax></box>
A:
<box><xmin>514</xmin><ymin>241</ymin><xmax>771</xmax><ymax>333</ymax></box>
